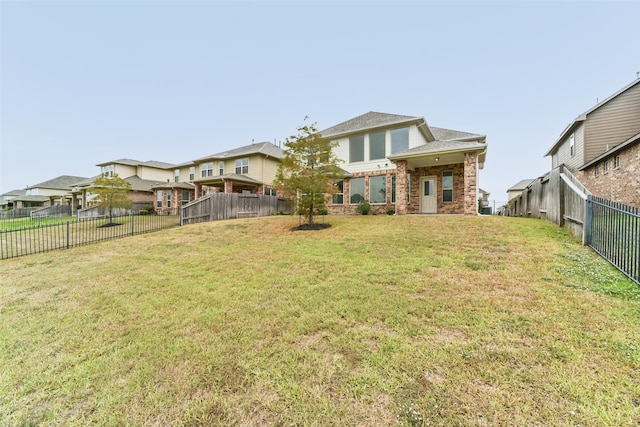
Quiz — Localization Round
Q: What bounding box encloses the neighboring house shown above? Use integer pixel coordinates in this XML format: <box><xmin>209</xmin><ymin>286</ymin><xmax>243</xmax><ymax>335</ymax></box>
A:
<box><xmin>479</xmin><ymin>188</ymin><xmax>490</xmax><ymax>202</ymax></box>
<box><xmin>75</xmin><ymin>159</ymin><xmax>177</xmax><ymax>211</ymax></box>
<box><xmin>188</xmin><ymin>141</ymin><xmax>284</xmax><ymax>199</ymax></box>
<box><xmin>320</xmin><ymin>111</ymin><xmax>487</xmax><ymax>215</ymax></box>
<box><xmin>0</xmin><ymin>189</ymin><xmax>26</xmax><ymax>210</ymax></box>
<box><xmin>545</xmin><ymin>78</ymin><xmax>640</xmax><ymax>207</ymax></box>
<box><xmin>151</xmin><ymin>181</ymin><xmax>195</xmax><ymax>215</ymax></box>
<box><xmin>12</xmin><ymin>175</ymin><xmax>88</xmax><ymax>209</ymax></box>
<box><xmin>506</xmin><ymin>179</ymin><xmax>536</xmax><ymax>201</ymax></box>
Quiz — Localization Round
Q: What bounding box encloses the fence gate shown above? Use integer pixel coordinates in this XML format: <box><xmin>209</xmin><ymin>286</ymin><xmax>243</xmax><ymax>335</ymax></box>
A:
<box><xmin>586</xmin><ymin>195</ymin><xmax>640</xmax><ymax>286</ymax></box>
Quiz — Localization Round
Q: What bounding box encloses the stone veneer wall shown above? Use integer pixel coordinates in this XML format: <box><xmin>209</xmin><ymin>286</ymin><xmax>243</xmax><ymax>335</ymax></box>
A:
<box><xmin>406</xmin><ymin>163</ymin><xmax>466</xmax><ymax>214</ymax></box>
<box><xmin>574</xmin><ymin>142</ymin><xmax>640</xmax><ymax>208</ymax></box>
<box><xmin>327</xmin><ymin>169</ymin><xmax>397</xmax><ymax>215</ymax></box>
<box><xmin>327</xmin><ymin>161</ymin><xmax>473</xmax><ymax>215</ymax></box>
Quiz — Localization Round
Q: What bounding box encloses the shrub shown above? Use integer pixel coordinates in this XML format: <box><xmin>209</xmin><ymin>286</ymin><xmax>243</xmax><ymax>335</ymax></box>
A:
<box><xmin>139</xmin><ymin>209</ymin><xmax>149</xmax><ymax>215</ymax></box>
<box><xmin>356</xmin><ymin>200</ymin><xmax>371</xmax><ymax>215</ymax></box>
<box><xmin>386</xmin><ymin>209</ymin><xmax>395</xmax><ymax>215</ymax></box>
<box><xmin>317</xmin><ymin>207</ymin><xmax>328</xmax><ymax>216</ymax></box>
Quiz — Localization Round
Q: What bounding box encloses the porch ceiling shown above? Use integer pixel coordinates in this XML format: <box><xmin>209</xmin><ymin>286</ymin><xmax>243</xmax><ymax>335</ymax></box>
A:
<box><xmin>405</xmin><ymin>152</ymin><xmax>467</xmax><ymax>170</ymax></box>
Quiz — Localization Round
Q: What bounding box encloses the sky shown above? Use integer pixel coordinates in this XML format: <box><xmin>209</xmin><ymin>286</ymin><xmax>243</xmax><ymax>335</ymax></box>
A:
<box><xmin>1</xmin><ymin>0</ymin><xmax>639</xmax><ymax>204</ymax></box>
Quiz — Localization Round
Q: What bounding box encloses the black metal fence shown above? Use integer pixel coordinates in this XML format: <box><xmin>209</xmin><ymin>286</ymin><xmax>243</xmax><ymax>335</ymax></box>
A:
<box><xmin>0</xmin><ymin>212</ymin><xmax>180</xmax><ymax>260</ymax></box>
<box><xmin>586</xmin><ymin>196</ymin><xmax>639</xmax><ymax>286</ymax></box>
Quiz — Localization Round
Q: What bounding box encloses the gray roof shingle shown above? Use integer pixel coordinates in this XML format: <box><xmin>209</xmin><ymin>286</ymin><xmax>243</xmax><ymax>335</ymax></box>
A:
<box><xmin>96</xmin><ymin>159</ymin><xmax>176</xmax><ymax>169</ymax></box>
<box><xmin>507</xmin><ymin>179</ymin><xmax>536</xmax><ymax>191</ymax></box>
<box><xmin>194</xmin><ymin>141</ymin><xmax>284</xmax><ymax>162</ymax></box>
<box><xmin>26</xmin><ymin>175</ymin><xmax>90</xmax><ymax>190</ymax></box>
<box><xmin>320</xmin><ymin>112</ymin><xmax>421</xmax><ymax>138</ymax></box>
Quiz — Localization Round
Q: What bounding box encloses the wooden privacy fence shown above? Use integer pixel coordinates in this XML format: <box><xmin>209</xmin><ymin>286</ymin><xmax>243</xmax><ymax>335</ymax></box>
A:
<box><xmin>181</xmin><ymin>194</ymin><xmax>293</xmax><ymax>225</ymax></box>
<box><xmin>509</xmin><ymin>165</ymin><xmax>591</xmax><ymax>243</ymax></box>
<box><xmin>586</xmin><ymin>196</ymin><xmax>640</xmax><ymax>286</ymax></box>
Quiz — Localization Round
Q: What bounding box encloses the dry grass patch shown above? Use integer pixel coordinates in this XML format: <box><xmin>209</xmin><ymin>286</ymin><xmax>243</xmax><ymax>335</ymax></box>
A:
<box><xmin>1</xmin><ymin>215</ymin><xmax>639</xmax><ymax>426</ymax></box>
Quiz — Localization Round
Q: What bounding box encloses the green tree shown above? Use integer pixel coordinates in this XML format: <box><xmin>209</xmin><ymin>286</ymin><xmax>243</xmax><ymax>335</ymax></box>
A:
<box><xmin>274</xmin><ymin>117</ymin><xmax>343</xmax><ymax>225</ymax></box>
<box><xmin>92</xmin><ymin>173</ymin><xmax>133</xmax><ymax>223</ymax></box>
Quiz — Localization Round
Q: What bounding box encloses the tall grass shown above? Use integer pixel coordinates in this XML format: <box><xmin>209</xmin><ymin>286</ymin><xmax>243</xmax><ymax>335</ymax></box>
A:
<box><xmin>1</xmin><ymin>215</ymin><xmax>638</xmax><ymax>426</ymax></box>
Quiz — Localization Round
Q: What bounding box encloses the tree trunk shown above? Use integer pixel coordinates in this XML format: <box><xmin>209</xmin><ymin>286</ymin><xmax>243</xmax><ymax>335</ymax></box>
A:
<box><xmin>308</xmin><ymin>201</ymin><xmax>314</xmax><ymax>225</ymax></box>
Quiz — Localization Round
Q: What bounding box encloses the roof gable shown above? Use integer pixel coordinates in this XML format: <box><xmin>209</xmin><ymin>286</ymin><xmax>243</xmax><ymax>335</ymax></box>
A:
<box><xmin>320</xmin><ymin>111</ymin><xmax>423</xmax><ymax>138</ymax></box>
<box><xmin>194</xmin><ymin>141</ymin><xmax>284</xmax><ymax>162</ymax></box>
<box><xmin>545</xmin><ymin>78</ymin><xmax>640</xmax><ymax>156</ymax></box>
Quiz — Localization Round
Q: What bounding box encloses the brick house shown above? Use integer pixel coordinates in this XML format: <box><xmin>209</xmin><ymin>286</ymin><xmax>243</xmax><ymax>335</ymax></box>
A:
<box><xmin>75</xmin><ymin>159</ymin><xmax>177</xmax><ymax>212</ymax></box>
<box><xmin>186</xmin><ymin>141</ymin><xmax>284</xmax><ymax>199</ymax></box>
<box><xmin>320</xmin><ymin>112</ymin><xmax>487</xmax><ymax>215</ymax></box>
<box><xmin>14</xmin><ymin>175</ymin><xmax>89</xmax><ymax>209</ymax></box>
<box><xmin>545</xmin><ymin>78</ymin><xmax>640</xmax><ymax>208</ymax></box>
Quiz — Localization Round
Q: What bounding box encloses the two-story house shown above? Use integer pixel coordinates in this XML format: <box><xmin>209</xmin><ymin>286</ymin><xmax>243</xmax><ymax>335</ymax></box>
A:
<box><xmin>187</xmin><ymin>141</ymin><xmax>284</xmax><ymax>199</ymax></box>
<box><xmin>12</xmin><ymin>175</ymin><xmax>89</xmax><ymax>209</ymax></box>
<box><xmin>321</xmin><ymin>112</ymin><xmax>487</xmax><ymax>215</ymax></box>
<box><xmin>75</xmin><ymin>159</ymin><xmax>177</xmax><ymax>211</ymax></box>
<box><xmin>545</xmin><ymin>78</ymin><xmax>640</xmax><ymax>207</ymax></box>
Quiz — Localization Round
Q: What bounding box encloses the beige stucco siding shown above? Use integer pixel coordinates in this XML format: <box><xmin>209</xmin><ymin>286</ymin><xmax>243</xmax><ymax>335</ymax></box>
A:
<box><xmin>584</xmin><ymin>82</ymin><xmax>640</xmax><ymax>164</ymax></box>
<box><xmin>114</xmin><ymin>164</ymin><xmax>137</xmax><ymax>178</ymax></box>
<box><xmin>137</xmin><ymin>166</ymin><xmax>172</xmax><ymax>182</ymax></box>
<box><xmin>332</xmin><ymin>125</ymin><xmax>426</xmax><ymax>173</ymax></box>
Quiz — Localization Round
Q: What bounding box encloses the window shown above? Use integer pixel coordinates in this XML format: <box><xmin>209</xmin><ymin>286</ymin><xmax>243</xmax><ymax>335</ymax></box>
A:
<box><xmin>391</xmin><ymin>127</ymin><xmax>409</xmax><ymax>154</ymax></box>
<box><xmin>349</xmin><ymin>177</ymin><xmax>365</xmax><ymax>204</ymax></box>
<box><xmin>569</xmin><ymin>133</ymin><xmax>575</xmax><ymax>157</ymax></box>
<box><xmin>235</xmin><ymin>158</ymin><xmax>249</xmax><ymax>174</ymax></box>
<box><xmin>181</xmin><ymin>190</ymin><xmax>190</xmax><ymax>204</ymax></box>
<box><xmin>101</xmin><ymin>165</ymin><xmax>114</xmax><ymax>177</ymax></box>
<box><xmin>166</xmin><ymin>190</ymin><xmax>172</xmax><ymax>208</ymax></box>
<box><xmin>189</xmin><ymin>167</ymin><xmax>195</xmax><ymax>181</ymax></box>
<box><xmin>369</xmin><ymin>131</ymin><xmax>386</xmax><ymax>160</ymax></box>
<box><xmin>604</xmin><ymin>160</ymin><xmax>609</xmax><ymax>173</ymax></box>
<box><xmin>201</xmin><ymin>162</ymin><xmax>213</xmax><ymax>177</ymax></box>
<box><xmin>156</xmin><ymin>190</ymin><xmax>163</xmax><ymax>208</ymax></box>
<box><xmin>391</xmin><ymin>174</ymin><xmax>396</xmax><ymax>203</ymax></box>
<box><xmin>595</xmin><ymin>164</ymin><xmax>600</xmax><ymax>177</ymax></box>
<box><xmin>349</xmin><ymin>135</ymin><xmax>365</xmax><ymax>163</ymax></box>
<box><xmin>407</xmin><ymin>174</ymin><xmax>411</xmax><ymax>203</ymax></box>
<box><xmin>615</xmin><ymin>155</ymin><xmax>620</xmax><ymax>169</ymax></box>
<box><xmin>174</xmin><ymin>169</ymin><xmax>180</xmax><ymax>183</ymax></box>
<box><xmin>332</xmin><ymin>180</ymin><xmax>344</xmax><ymax>204</ymax></box>
<box><xmin>370</xmin><ymin>175</ymin><xmax>386</xmax><ymax>204</ymax></box>
<box><xmin>219</xmin><ymin>161</ymin><xmax>225</xmax><ymax>175</ymax></box>
<box><xmin>264</xmin><ymin>188</ymin><xmax>277</xmax><ymax>196</ymax></box>
<box><xmin>442</xmin><ymin>170</ymin><xmax>453</xmax><ymax>202</ymax></box>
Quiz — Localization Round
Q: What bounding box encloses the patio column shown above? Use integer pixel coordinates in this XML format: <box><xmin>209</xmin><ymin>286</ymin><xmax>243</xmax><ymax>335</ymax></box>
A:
<box><xmin>224</xmin><ymin>179</ymin><xmax>233</xmax><ymax>193</ymax></box>
<box><xmin>195</xmin><ymin>183</ymin><xmax>202</xmax><ymax>199</ymax></box>
<box><xmin>463</xmin><ymin>152</ymin><xmax>478</xmax><ymax>215</ymax></box>
<box><xmin>71</xmin><ymin>193</ymin><xmax>78</xmax><ymax>215</ymax></box>
<box><xmin>396</xmin><ymin>160</ymin><xmax>408</xmax><ymax>215</ymax></box>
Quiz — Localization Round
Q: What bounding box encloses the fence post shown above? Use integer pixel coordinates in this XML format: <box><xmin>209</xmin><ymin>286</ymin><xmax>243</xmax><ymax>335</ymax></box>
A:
<box><xmin>180</xmin><ymin>206</ymin><xmax>183</xmax><ymax>226</ymax></box>
<box><xmin>66</xmin><ymin>221</ymin><xmax>70</xmax><ymax>249</ymax></box>
<box><xmin>131</xmin><ymin>212</ymin><xmax>135</xmax><ymax>236</ymax></box>
<box><xmin>584</xmin><ymin>195</ymin><xmax>592</xmax><ymax>245</ymax></box>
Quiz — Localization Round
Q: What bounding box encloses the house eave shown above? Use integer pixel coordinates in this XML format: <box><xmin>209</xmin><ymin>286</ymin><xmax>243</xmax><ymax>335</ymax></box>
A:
<box><xmin>322</xmin><ymin>117</ymin><xmax>430</xmax><ymax>140</ymax></box>
<box><xmin>578</xmin><ymin>131</ymin><xmax>640</xmax><ymax>171</ymax></box>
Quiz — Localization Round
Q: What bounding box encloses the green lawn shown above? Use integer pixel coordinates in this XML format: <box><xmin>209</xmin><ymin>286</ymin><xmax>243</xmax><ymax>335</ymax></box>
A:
<box><xmin>0</xmin><ymin>215</ymin><xmax>77</xmax><ymax>232</ymax></box>
<box><xmin>1</xmin><ymin>215</ymin><xmax>639</xmax><ymax>426</ymax></box>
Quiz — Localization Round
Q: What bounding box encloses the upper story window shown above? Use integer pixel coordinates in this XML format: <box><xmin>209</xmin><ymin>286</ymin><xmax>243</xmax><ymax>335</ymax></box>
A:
<box><xmin>391</xmin><ymin>127</ymin><xmax>409</xmax><ymax>154</ymax></box>
<box><xmin>614</xmin><ymin>155</ymin><xmax>620</xmax><ymax>169</ymax></box>
<box><xmin>201</xmin><ymin>162</ymin><xmax>213</xmax><ymax>177</ymax></box>
<box><xmin>604</xmin><ymin>160</ymin><xmax>609</xmax><ymax>173</ymax></box>
<box><xmin>189</xmin><ymin>167</ymin><xmax>195</xmax><ymax>181</ymax></box>
<box><xmin>235</xmin><ymin>158</ymin><xmax>249</xmax><ymax>174</ymax></box>
<box><xmin>595</xmin><ymin>164</ymin><xmax>600</xmax><ymax>177</ymax></box>
<box><xmin>101</xmin><ymin>165</ymin><xmax>114</xmax><ymax>177</ymax></box>
<box><xmin>174</xmin><ymin>169</ymin><xmax>180</xmax><ymax>183</ymax></box>
<box><xmin>349</xmin><ymin>135</ymin><xmax>365</xmax><ymax>163</ymax></box>
<box><xmin>569</xmin><ymin>133</ymin><xmax>575</xmax><ymax>157</ymax></box>
<box><xmin>369</xmin><ymin>131</ymin><xmax>386</xmax><ymax>160</ymax></box>
<box><xmin>219</xmin><ymin>161</ymin><xmax>225</xmax><ymax>175</ymax></box>
<box><xmin>442</xmin><ymin>170</ymin><xmax>453</xmax><ymax>202</ymax></box>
